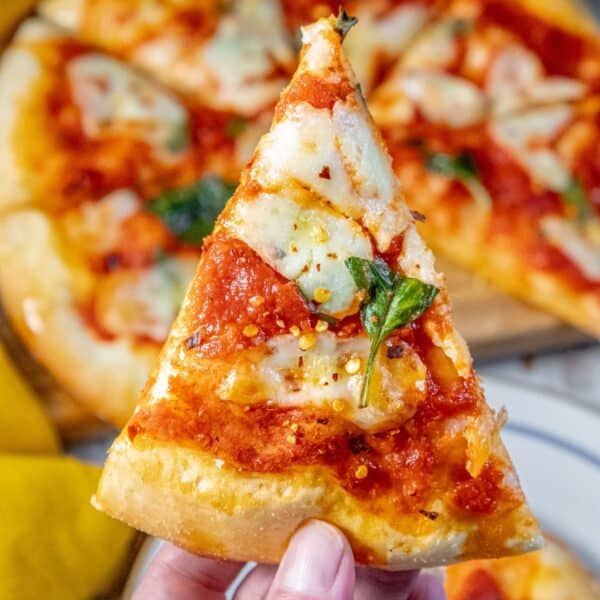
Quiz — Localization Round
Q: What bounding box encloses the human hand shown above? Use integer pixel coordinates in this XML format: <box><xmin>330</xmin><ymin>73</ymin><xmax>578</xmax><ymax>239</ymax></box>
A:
<box><xmin>133</xmin><ymin>520</ymin><xmax>446</xmax><ymax>599</ymax></box>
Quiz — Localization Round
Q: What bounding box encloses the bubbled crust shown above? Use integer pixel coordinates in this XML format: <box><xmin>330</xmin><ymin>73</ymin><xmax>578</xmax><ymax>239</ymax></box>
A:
<box><xmin>94</xmin><ymin>432</ymin><xmax>542</xmax><ymax>569</ymax></box>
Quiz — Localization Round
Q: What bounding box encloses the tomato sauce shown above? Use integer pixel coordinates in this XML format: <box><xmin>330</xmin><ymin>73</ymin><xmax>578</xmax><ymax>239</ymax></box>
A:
<box><xmin>184</xmin><ymin>235</ymin><xmax>312</xmax><ymax>357</ymax></box>
<box><xmin>454</xmin><ymin>568</ymin><xmax>505</xmax><ymax>600</ymax></box>
<box><xmin>275</xmin><ymin>72</ymin><xmax>354</xmax><ymax>121</ymax></box>
<box><xmin>385</xmin><ymin>120</ymin><xmax>599</xmax><ymax>293</ymax></box>
<box><xmin>480</xmin><ymin>0</ymin><xmax>600</xmax><ymax>84</ymax></box>
<box><xmin>40</xmin><ymin>39</ymin><xmax>238</xmax><ymax>210</ymax></box>
<box><xmin>128</xmin><ymin>300</ymin><xmax>507</xmax><ymax>515</ymax></box>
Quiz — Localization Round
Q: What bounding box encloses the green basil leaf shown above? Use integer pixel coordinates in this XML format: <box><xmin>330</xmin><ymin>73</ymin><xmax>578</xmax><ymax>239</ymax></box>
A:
<box><xmin>380</xmin><ymin>277</ymin><xmax>439</xmax><ymax>341</ymax></box>
<box><xmin>345</xmin><ymin>257</ymin><xmax>439</xmax><ymax>407</ymax></box>
<box><xmin>425</xmin><ymin>151</ymin><xmax>491</xmax><ymax>207</ymax></box>
<box><xmin>345</xmin><ymin>256</ymin><xmax>376</xmax><ymax>293</ymax></box>
<box><xmin>226</xmin><ymin>116</ymin><xmax>247</xmax><ymax>138</ymax></box>
<box><xmin>425</xmin><ymin>151</ymin><xmax>478</xmax><ymax>181</ymax></box>
<box><xmin>166</xmin><ymin>119</ymin><xmax>190</xmax><ymax>153</ymax></box>
<box><xmin>147</xmin><ymin>176</ymin><xmax>236</xmax><ymax>245</ymax></box>
<box><xmin>562</xmin><ymin>178</ymin><xmax>593</xmax><ymax>222</ymax></box>
<box><xmin>334</xmin><ymin>8</ymin><xmax>358</xmax><ymax>40</ymax></box>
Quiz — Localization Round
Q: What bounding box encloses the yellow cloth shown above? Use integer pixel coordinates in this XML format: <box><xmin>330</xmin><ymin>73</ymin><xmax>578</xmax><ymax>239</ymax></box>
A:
<box><xmin>0</xmin><ymin>343</ymin><xmax>59</xmax><ymax>453</ymax></box>
<box><xmin>0</xmin><ymin>455</ymin><xmax>136</xmax><ymax>600</ymax></box>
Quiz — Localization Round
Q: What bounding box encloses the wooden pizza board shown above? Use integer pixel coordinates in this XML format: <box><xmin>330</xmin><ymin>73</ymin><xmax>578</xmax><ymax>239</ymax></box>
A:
<box><xmin>442</xmin><ymin>259</ymin><xmax>593</xmax><ymax>361</ymax></box>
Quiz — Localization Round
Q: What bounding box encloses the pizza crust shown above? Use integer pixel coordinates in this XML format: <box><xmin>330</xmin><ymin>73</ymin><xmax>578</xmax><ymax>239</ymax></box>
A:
<box><xmin>413</xmin><ymin>210</ymin><xmax>600</xmax><ymax>339</ymax></box>
<box><xmin>0</xmin><ymin>210</ymin><xmax>156</xmax><ymax>426</ymax></box>
<box><xmin>94</xmin><ymin>432</ymin><xmax>541</xmax><ymax>569</ymax></box>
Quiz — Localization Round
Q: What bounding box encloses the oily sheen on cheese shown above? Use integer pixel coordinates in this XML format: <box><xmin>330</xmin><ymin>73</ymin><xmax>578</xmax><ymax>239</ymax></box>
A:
<box><xmin>226</xmin><ymin>192</ymin><xmax>372</xmax><ymax>317</ymax></box>
<box><xmin>68</xmin><ymin>54</ymin><xmax>189</xmax><ymax>153</ymax></box>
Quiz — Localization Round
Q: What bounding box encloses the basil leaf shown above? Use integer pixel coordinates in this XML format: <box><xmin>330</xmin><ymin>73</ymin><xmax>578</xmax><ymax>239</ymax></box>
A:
<box><xmin>147</xmin><ymin>176</ymin><xmax>236</xmax><ymax>245</ymax></box>
<box><xmin>345</xmin><ymin>257</ymin><xmax>439</xmax><ymax>408</ymax></box>
<box><xmin>426</xmin><ymin>151</ymin><xmax>477</xmax><ymax>180</ymax></box>
<box><xmin>166</xmin><ymin>119</ymin><xmax>190</xmax><ymax>153</ymax></box>
<box><xmin>226</xmin><ymin>116</ymin><xmax>247</xmax><ymax>138</ymax></box>
<box><xmin>425</xmin><ymin>151</ymin><xmax>491</xmax><ymax>208</ymax></box>
<box><xmin>562</xmin><ymin>178</ymin><xmax>593</xmax><ymax>222</ymax></box>
<box><xmin>334</xmin><ymin>8</ymin><xmax>358</xmax><ymax>40</ymax></box>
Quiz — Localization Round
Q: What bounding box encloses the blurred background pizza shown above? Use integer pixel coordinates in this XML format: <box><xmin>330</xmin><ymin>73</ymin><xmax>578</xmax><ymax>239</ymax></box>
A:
<box><xmin>0</xmin><ymin>1</ymin><xmax>598</xmax><ymax>597</ymax></box>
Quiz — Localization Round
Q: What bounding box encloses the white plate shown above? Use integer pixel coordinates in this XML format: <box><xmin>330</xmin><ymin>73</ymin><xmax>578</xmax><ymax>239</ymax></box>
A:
<box><xmin>123</xmin><ymin>375</ymin><xmax>600</xmax><ymax>596</ymax></box>
<box><xmin>484</xmin><ymin>376</ymin><xmax>600</xmax><ymax>573</ymax></box>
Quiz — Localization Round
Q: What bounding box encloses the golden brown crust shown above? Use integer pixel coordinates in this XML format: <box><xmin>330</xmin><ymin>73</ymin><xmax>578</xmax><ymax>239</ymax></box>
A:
<box><xmin>95</xmin><ymin>433</ymin><xmax>542</xmax><ymax>569</ymax></box>
<box><xmin>0</xmin><ymin>210</ymin><xmax>156</xmax><ymax>426</ymax></box>
<box><xmin>417</xmin><ymin>215</ymin><xmax>600</xmax><ymax>339</ymax></box>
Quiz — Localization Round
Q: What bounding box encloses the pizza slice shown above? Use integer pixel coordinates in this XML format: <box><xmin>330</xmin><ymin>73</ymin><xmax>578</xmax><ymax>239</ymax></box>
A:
<box><xmin>445</xmin><ymin>534</ymin><xmax>600</xmax><ymax>600</ymax></box>
<box><xmin>94</xmin><ymin>14</ymin><xmax>541</xmax><ymax>568</ymax></box>
<box><xmin>38</xmin><ymin>0</ymin><xmax>296</xmax><ymax>116</ymax></box>
<box><xmin>0</xmin><ymin>18</ymin><xmax>248</xmax><ymax>426</ymax></box>
<box><xmin>370</xmin><ymin>0</ymin><xmax>600</xmax><ymax>337</ymax></box>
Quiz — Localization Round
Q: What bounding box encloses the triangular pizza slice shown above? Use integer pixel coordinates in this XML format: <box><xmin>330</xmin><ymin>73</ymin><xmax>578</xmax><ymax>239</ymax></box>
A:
<box><xmin>94</xmin><ymin>13</ymin><xmax>541</xmax><ymax>569</ymax></box>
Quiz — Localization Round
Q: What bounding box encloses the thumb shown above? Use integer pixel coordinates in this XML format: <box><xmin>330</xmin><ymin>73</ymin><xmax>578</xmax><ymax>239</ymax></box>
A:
<box><xmin>267</xmin><ymin>520</ymin><xmax>355</xmax><ymax>600</ymax></box>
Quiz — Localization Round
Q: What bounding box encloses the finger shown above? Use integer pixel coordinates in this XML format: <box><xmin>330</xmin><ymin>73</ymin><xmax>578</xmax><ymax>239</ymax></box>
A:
<box><xmin>234</xmin><ymin>564</ymin><xmax>277</xmax><ymax>599</ymax></box>
<box><xmin>354</xmin><ymin>567</ymin><xmax>420</xmax><ymax>600</ymax></box>
<box><xmin>266</xmin><ymin>520</ymin><xmax>355</xmax><ymax>599</ymax></box>
<box><xmin>408</xmin><ymin>573</ymin><xmax>446</xmax><ymax>600</ymax></box>
<box><xmin>133</xmin><ymin>542</ymin><xmax>244</xmax><ymax>600</ymax></box>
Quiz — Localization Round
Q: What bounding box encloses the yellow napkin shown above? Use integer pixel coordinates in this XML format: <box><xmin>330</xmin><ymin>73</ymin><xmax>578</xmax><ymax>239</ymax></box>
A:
<box><xmin>0</xmin><ymin>343</ymin><xmax>59</xmax><ymax>453</ymax></box>
<box><xmin>0</xmin><ymin>455</ymin><xmax>137</xmax><ymax>600</ymax></box>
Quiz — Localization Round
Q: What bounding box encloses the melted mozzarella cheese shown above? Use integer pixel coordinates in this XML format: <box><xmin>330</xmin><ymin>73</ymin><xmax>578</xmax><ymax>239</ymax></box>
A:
<box><xmin>94</xmin><ymin>257</ymin><xmax>197</xmax><ymax>342</ymax></box>
<box><xmin>487</xmin><ymin>45</ymin><xmax>586</xmax><ymax>115</ymax></box>
<box><xmin>60</xmin><ymin>189</ymin><xmax>140</xmax><ymax>257</ymax></box>
<box><xmin>67</xmin><ymin>54</ymin><xmax>189</xmax><ymax>152</ymax></box>
<box><xmin>490</xmin><ymin>104</ymin><xmax>574</xmax><ymax>191</ymax></box>
<box><xmin>399</xmin><ymin>71</ymin><xmax>488</xmax><ymax>128</ymax></box>
<box><xmin>251</xmin><ymin>101</ymin><xmax>410</xmax><ymax>251</ymax></box>
<box><xmin>225</xmin><ymin>191</ymin><xmax>373</xmax><ymax>316</ymax></box>
<box><xmin>540</xmin><ymin>216</ymin><xmax>600</xmax><ymax>281</ymax></box>
<box><xmin>216</xmin><ymin>333</ymin><xmax>428</xmax><ymax>432</ymax></box>
<box><xmin>345</xmin><ymin>3</ymin><xmax>428</xmax><ymax>92</ymax></box>
<box><xmin>201</xmin><ymin>0</ymin><xmax>293</xmax><ymax>114</ymax></box>
<box><xmin>402</xmin><ymin>18</ymin><xmax>464</xmax><ymax>70</ymax></box>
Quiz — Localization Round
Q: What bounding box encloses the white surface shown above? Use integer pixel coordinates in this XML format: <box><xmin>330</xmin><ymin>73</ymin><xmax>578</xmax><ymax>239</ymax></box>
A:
<box><xmin>122</xmin><ymin>374</ymin><xmax>600</xmax><ymax>597</ymax></box>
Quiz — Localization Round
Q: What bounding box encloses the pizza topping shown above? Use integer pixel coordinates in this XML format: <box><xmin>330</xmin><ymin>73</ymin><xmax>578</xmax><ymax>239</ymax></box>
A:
<box><xmin>147</xmin><ymin>176</ymin><xmax>236</xmax><ymax>245</ymax></box>
<box><xmin>487</xmin><ymin>44</ymin><xmax>587</xmax><ymax>116</ymax></box>
<box><xmin>60</xmin><ymin>189</ymin><xmax>141</xmax><ymax>259</ymax></box>
<box><xmin>344</xmin><ymin>3</ymin><xmax>429</xmax><ymax>92</ymax></box>
<box><xmin>67</xmin><ymin>53</ymin><xmax>189</xmax><ymax>153</ymax></box>
<box><xmin>398</xmin><ymin>71</ymin><xmax>488</xmax><ymax>128</ymax></box>
<box><xmin>200</xmin><ymin>0</ymin><xmax>294</xmax><ymax>115</ymax></box>
<box><xmin>490</xmin><ymin>104</ymin><xmax>574</xmax><ymax>192</ymax></box>
<box><xmin>225</xmin><ymin>191</ymin><xmax>373</xmax><ymax>317</ymax></box>
<box><xmin>539</xmin><ymin>216</ymin><xmax>600</xmax><ymax>282</ymax></box>
<box><xmin>561</xmin><ymin>178</ymin><xmax>595</xmax><ymax>223</ymax></box>
<box><xmin>402</xmin><ymin>17</ymin><xmax>468</xmax><ymax>71</ymax></box>
<box><xmin>425</xmin><ymin>151</ymin><xmax>491</xmax><ymax>208</ymax></box>
<box><xmin>217</xmin><ymin>331</ymin><xmax>429</xmax><ymax>431</ymax></box>
<box><xmin>185</xmin><ymin>236</ymin><xmax>311</xmax><ymax>356</ymax></box>
<box><xmin>333</xmin><ymin>8</ymin><xmax>358</xmax><ymax>40</ymax></box>
<box><xmin>345</xmin><ymin>257</ymin><xmax>438</xmax><ymax>408</ymax></box>
<box><xmin>93</xmin><ymin>257</ymin><xmax>197</xmax><ymax>342</ymax></box>
<box><xmin>252</xmin><ymin>100</ymin><xmax>409</xmax><ymax>252</ymax></box>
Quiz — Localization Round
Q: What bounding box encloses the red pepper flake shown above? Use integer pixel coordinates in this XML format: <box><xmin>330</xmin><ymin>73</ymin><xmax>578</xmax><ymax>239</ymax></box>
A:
<box><xmin>319</xmin><ymin>165</ymin><xmax>331</xmax><ymax>179</ymax></box>
<box><xmin>411</xmin><ymin>210</ymin><xmax>427</xmax><ymax>222</ymax></box>
<box><xmin>185</xmin><ymin>331</ymin><xmax>201</xmax><ymax>349</ymax></box>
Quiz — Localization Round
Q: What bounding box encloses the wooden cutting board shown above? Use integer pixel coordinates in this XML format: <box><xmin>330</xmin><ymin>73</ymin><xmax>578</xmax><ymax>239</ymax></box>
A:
<box><xmin>442</xmin><ymin>258</ymin><xmax>592</xmax><ymax>361</ymax></box>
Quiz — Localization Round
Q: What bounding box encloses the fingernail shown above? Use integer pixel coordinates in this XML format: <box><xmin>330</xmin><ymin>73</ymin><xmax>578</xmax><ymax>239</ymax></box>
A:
<box><xmin>278</xmin><ymin>521</ymin><xmax>346</xmax><ymax>594</ymax></box>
